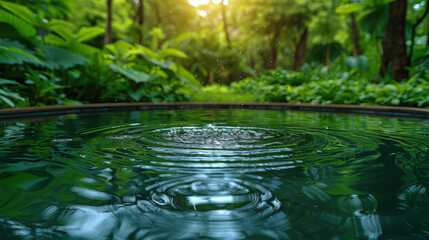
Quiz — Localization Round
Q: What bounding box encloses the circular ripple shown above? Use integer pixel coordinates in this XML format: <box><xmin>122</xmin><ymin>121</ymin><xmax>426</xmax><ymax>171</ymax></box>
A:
<box><xmin>112</xmin><ymin>173</ymin><xmax>288</xmax><ymax>240</ymax></box>
<box><xmin>78</xmin><ymin>123</ymin><xmax>381</xmax><ymax>174</ymax></box>
<box><xmin>145</xmin><ymin>174</ymin><xmax>279</xmax><ymax>214</ymax></box>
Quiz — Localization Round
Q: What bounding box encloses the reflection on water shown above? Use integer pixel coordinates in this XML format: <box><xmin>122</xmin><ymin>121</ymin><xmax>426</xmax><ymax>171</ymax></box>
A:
<box><xmin>1</xmin><ymin>110</ymin><xmax>429</xmax><ymax>239</ymax></box>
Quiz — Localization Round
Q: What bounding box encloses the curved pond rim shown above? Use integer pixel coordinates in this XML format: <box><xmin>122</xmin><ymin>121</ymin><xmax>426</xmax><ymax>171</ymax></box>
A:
<box><xmin>1</xmin><ymin>102</ymin><xmax>429</xmax><ymax>120</ymax></box>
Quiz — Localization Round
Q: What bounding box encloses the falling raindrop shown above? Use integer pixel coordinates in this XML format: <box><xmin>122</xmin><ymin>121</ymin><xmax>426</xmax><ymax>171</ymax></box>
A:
<box><xmin>256</xmin><ymin>28</ymin><xmax>258</xmax><ymax>31</ymax></box>
<box><xmin>246</xmin><ymin>11</ymin><xmax>249</xmax><ymax>14</ymax></box>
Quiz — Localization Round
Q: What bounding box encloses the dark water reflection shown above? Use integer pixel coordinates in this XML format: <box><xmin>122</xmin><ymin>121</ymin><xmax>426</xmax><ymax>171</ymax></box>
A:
<box><xmin>1</xmin><ymin>110</ymin><xmax>429</xmax><ymax>239</ymax></box>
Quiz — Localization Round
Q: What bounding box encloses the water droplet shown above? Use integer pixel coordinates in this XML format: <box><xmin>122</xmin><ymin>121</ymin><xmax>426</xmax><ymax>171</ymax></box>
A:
<box><xmin>255</xmin><ymin>28</ymin><xmax>258</xmax><ymax>31</ymax></box>
<box><xmin>241</xmin><ymin>18</ymin><xmax>243</xmax><ymax>22</ymax></box>
<box><xmin>325</xmin><ymin>127</ymin><xmax>329</xmax><ymax>130</ymax></box>
<box><xmin>246</xmin><ymin>11</ymin><xmax>249</xmax><ymax>14</ymax></box>
<box><xmin>188</xmin><ymin>39</ymin><xmax>191</xmax><ymax>43</ymax></box>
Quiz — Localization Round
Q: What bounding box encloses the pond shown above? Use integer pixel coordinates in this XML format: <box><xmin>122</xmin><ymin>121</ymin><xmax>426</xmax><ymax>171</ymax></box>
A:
<box><xmin>1</xmin><ymin>109</ymin><xmax>429</xmax><ymax>239</ymax></box>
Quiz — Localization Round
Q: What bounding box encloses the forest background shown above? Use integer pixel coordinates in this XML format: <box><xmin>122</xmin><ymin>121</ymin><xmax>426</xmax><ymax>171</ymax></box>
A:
<box><xmin>0</xmin><ymin>0</ymin><xmax>428</xmax><ymax>108</ymax></box>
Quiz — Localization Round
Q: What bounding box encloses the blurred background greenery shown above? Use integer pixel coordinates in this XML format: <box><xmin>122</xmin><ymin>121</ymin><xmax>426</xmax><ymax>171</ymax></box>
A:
<box><xmin>0</xmin><ymin>0</ymin><xmax>428</xmax><ymax>108</ymax></box>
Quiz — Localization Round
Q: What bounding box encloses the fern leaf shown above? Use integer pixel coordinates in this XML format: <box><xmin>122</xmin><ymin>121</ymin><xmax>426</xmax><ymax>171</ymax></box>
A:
<box><xmin>76</xmin><ymin>27</ymin><xmax>105</xmax><ymax>43</ymax></box>
<box><xmin>0</xmin><ymin>0</ymin><xmax>37</xmax><ymax>24</ymax></box>
<box><xmin>0</xmin><ymin>10</ymin><xmax>36</xmax><ymax>38</ymax></box>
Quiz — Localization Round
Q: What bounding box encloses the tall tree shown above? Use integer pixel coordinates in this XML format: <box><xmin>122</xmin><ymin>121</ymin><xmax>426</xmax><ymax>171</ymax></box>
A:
<box><xmin>265</xmin><ymin>18</ymin><xmax>282</xmax><ymax>69</ymax></box>
<box><xmin>292</xmin><ymin>27</ymin><xmax>309</xmax><ymax>71</ymax></box>
<box><xmin>221</xmin><ymin>3</ymin><xmax>231</xmax><ymax>47</ymax></box>
<box><xmin>137</xmin><ymin>0</ymin><xmax>145</xmax><ymax>44</ymax></box>
<box><xmin>380</xmin><ymin>0</ymin><xmax>408</xmax><ymax>82</ymax></box>
<box><xmin>408</xmin><ymin>0</ymin><xmax>429</xmax><ymax>65</ymax></box>
<box><xmin>105</xmin><ymin>0</ymin><xmax>113</xmax><ymax>44</ymax></box>
<box><xmin>350</xmin><ymin>12</ymin><xmax>362</xmax><ymax>56</ymax></box>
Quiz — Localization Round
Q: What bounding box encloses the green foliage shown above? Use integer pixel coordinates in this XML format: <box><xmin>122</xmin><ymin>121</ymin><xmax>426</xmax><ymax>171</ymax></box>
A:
<box><xmin>20</xmin><ymin>68</ymin><xmax>69</xmax><ymax>106</ymax></box>
<box><xmin>228</xmin><ymin>66</ymin><xmax>429</xmax><ymax>108</ymax></box>
<box><xmin>0</xmin><ymin>78</ymin><xmax>24</xmax><ymax>107</ymax></box>
<box><xmin>0</xmin><ymin>0</ymin><xmax>428</xmax><ymax>109</ymax></box>
<box><xmin>0</xmin><ymin>10</ymin><xmax>37</xmax><ymax>38</ymax></box>
<box><xmin>0</xmin><ymin>39</ymin><xmax>41</xmax><ymax>65</ymax></box>
<box><xmin>38</xmin><ymin>45</ymin><xmax>89</xmax><ymax>70</ymax></box>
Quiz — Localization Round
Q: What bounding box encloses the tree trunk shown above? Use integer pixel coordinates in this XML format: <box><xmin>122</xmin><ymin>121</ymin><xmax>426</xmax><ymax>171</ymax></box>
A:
<box><xmin>137</xmin><ymin>0</ymin><xmax>145</xmax><ymax>44</ymax></box>
<box><xmin>293</xmin><ymin>27</ymin><xmax>308</xmax><ymax>71</ymax></box>
<box><xmin>105</xmin><ymin>0</ymin><xmax>113</xmax><ymax>45</ymax></box>
<box><xmin>221</xmin><ymin>3</ymin><xmax>231</xmax><ymax>47</ymax></box>
<box><xmin>266</xmin><ymin>23</ymin><xmax>281</xmax><ymax>69</ymax></box>
<box><xmin>350</xmin><ymin>12</ymin><xmax>362</xmax><ymax>56</ymax></box>
<box><xmin>427</xmin><ymin>16</ymin><xmax>429</xmax><ymax>46</ymax></box>
<box><xmin>153</xmin><ymin>1</ymin><xmax>161</xmax><ymax>25</ymax></box>
<box><xmin>208</xmin><ymin>68</ymin><xmax>214</xmax><ymax>84</ymax></box>
<box><xmin>325</xmin><ymin>44</ymin><xmax>331</xmax><ymax>66</ymax></box>
<box><xmin>409</xmin><ymin>0</ymin><xmax>428</xmax><ymax>65</ymax></box>
<box><xmin>380</xmin><ymin>0</ymin><xmax>408</xmax><ymax>82</ymax></box>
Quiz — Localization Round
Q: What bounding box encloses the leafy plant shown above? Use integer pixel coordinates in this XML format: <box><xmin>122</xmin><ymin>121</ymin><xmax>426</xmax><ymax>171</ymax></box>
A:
<box><xmin>0</xmin><ymin>78</ymin><xmax>24</xmax><ymax>108</ymax></box>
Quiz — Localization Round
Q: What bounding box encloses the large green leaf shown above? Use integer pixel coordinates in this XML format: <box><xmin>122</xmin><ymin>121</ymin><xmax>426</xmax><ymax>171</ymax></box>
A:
<box><xmin>0</xmin><ymin>10</ymin><xmax>36</xmax><ymax>38</ymax></box>
<box><xmin>76</xmin><ymin>27</ymin><xmax>105</xmax><ymax>43</ymax></box>
<box><xmin>109</xmin><ymin>64</ymin><xmax>150</xmax><ymax>83</ymax></box>
<box><xmin>38</xmin><ymin>45</ymin><xmax>88</xmax><ymax>70</ymax></box>
<box><xmin>0</xmin><ymin>0</ymin><xmax>37</xmax><ymax>24</ymax></box>
<box><xmin>176</xmin><ymin>66</ymin><xmax>201</xmax><ymax>91</ymax></box>
<box><xmin>44</xmin><ymin>34</ymin><xmax>68</xmax><ymax>46</ymax></box>
<box><xmin>158</xmin><ymin>48</ymin><xmax>187</xmax><ymax>59</ymax></box>
<box><xmin>0</xmin><ymin>78</ymin><xmax>19</xmax><ymax>85</ymax></box>
<box><xmin>335</xmin><ymin>3</ymin><xmax>366</xmax><ymax>14</ymax></box>
<box><xmin>0</xmin><ymin>88</ymin><xmax>24</xmax><ymax>107</ymax></box>
<box><xmin>0</xmin><ymin>39</ymin><xmax>41</xmax><ymax>65</ymax></box>
<box><xmin>67</xmin><ymin>42</ymin><xmax>101</xmax><ymax>57</ymax></box>
<box><xmin>47</xmin><ymin>19</ymin><xmax>75</xmax><ymax>41</ymax></box>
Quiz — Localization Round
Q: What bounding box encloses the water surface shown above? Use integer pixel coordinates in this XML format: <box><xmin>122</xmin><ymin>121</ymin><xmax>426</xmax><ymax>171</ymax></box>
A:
<box><xmin>1</xmin><ymin>109</ymin><xmax>429</xmax><ymax>239</ymax></box>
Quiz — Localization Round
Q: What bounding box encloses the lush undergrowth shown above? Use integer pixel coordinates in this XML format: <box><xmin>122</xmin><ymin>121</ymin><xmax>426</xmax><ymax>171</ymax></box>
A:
<box><xmin>192</xmin><ymin>62</ymin><xmax>429</xmax><ymax>108</ymax></box>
